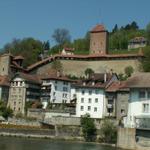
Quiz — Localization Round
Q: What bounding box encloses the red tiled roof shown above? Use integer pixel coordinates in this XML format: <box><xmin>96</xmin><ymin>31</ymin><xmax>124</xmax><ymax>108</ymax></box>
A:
<box><xmin>0</xmin><ymin>75</ymin><xmax>10</xmax><ymax>86</ymax></box>
<box><xmin>91</xmin><ymin>24</ymin><xmax>106</xmax><ymax>33</ymax></box>
<box><xmin>63</xmin><ymin>47</ymin><xmax>75</xmax><ymax>52</ymax></box>
<box><xmin>106</xmin><ymin>81</ymin><xmax>128</xmax><ymax>92</ymax></box>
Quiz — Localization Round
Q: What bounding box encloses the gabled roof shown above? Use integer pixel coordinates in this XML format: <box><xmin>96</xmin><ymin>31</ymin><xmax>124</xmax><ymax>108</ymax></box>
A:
<box><xmin>106</xmin><ymin>81</ymin><xmax>129</xmax><ymax>92</ymax></box>
<box><xmin>12</xmin><ymin>72</ymin><xmax>41</xmax><ymax>84</ymax></box>
<box><xmin>125</xmin><ymin>73</ymin><xmax>150</xmax><ymax>88</ymax></box>
<box><xmin>91</xmin><ymin>24</ymin><xmax>106</xmax><ymax>33</ymax></box>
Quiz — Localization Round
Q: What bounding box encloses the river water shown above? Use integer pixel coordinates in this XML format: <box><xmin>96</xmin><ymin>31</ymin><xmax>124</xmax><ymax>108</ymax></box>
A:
<box><xmin>0</xmin><ymin>136</ymin><xmax>120</xmax><ymax>150</ymax></box>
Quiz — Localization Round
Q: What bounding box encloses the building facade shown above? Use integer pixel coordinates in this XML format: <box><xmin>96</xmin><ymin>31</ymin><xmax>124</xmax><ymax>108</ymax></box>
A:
<box><xmin>125</xmin><ymin>73</ymin><xmax>150</xmax><ymax>128</ymax></box>
<box><xmin>128</xmin><ymin>37</ymin><xmax>147</xmax><ymax>49</ymax></box>
<box><xmin>41</xmin><ymin>75</ymin><xmax>73</xmax><ymax>109</ymax></box>
<box><xmin>90</xmin><ymin>24</ymin><xmax>108</xmax><ymax>55</ymax></box>
<box><xmin>7</xmin><ymin>73</ymin><xmax>41</xmax><ymax>115</ymax></box>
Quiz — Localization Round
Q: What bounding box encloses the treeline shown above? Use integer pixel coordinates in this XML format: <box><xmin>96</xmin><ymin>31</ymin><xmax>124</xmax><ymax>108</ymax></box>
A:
<box><xmin>1</xmin><ymin>21</ymin><xmax>150</xmax><ymax>67</ymax></box>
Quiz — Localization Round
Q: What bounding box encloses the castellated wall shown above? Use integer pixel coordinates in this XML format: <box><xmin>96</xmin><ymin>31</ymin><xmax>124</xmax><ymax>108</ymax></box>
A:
<box><xmin>33</xmin><ymin>58</ymin><xmax>142</xmax><ymax>76</ymax></box>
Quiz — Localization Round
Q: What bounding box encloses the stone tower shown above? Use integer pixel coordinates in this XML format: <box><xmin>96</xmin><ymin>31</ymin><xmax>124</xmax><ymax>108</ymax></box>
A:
<box><xmin>90</xmin><ymin>24</ymin><xmax>108</xmax><ymax>55</ymax></box>
<box><xmin>0</xmin><ymin>54</ymin><xmax>11</xmax><ymax>76</ymax></box>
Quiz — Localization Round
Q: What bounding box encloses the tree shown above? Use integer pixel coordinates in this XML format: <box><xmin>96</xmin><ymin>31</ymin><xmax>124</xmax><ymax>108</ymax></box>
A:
<box><xmin>52</xmin><ymin>28</ymin><xmax>71</xmax><ymax>45</ymax></box>
<box><xmin>81</xmin><ymin>114</ymin><xmax>97</xmax><ymax>142</ymax></box>
<box><xmin>2</xmin><ymin>38</ymin><xmax>43</xmax><ymax>67</ymax></box>
<box><xmin>51</xmin><ymin>60</ymin><xmax>63</xmax><ymax>72</ymax></box>
<box><xmin>124</xmin><ymin>66</ymin><xmax>134</xmax><ymax>77</ymax></box>
<box><xmin>0</xmin><ymin>101</ymin><xmax>13</xmax><ymax>119</ymax></box>
<box><xmin>142</xmin><ymin>47</ymin><xmax>150</xmax><ymax>71</ymax></box>
<box><xmin>43</xmin><ymin>41</ymin><xmax>50</xmax><ymax>50</ymax></box>
<box><xmin>112</xmin><ymin>24</ymin><xmax>118</xmax><ymax>33</ymax></box>
<box><xmin>100</xmin><ymin>119</ymin><xmax>117</xmax><ymax>143</ymax></box>
<box><xmin>84</xmin><ymin>68</ymin><xmax>94</xmax><ymax>78</ymax></box>
<box><xmin>146</xmin><ymin>22</ymin><xmax>150</xmax><ymax>45</ymax></box>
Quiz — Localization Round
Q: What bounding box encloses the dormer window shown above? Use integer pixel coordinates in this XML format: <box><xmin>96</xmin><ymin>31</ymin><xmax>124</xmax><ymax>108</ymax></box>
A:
<box><xmin>92</xmin><ymin>81</ymin><xmax>95</xmax><ymax>86</ymax></box>
<box><xmin>83</xmin><ymin>82</ymin><xmax>86</xmax><ymax>86</ymax></box>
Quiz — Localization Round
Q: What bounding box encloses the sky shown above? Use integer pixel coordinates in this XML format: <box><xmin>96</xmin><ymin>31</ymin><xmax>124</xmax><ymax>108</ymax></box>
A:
<box><xmin>0</xmin><ymin>0</ymin><xmax>150</xmax><ymax>48</ymax></box>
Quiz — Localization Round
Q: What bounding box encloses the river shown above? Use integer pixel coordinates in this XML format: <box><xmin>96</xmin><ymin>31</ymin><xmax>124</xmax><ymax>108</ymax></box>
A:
<box><xmin>0</xmin><ymin>136</ymin><xmax>120</xmax><ymax>150</ymax></box>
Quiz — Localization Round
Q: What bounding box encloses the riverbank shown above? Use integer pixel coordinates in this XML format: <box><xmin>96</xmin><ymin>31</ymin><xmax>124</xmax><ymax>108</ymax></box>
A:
<box><xmin>0</xmin><ymin>125</ymin><xmax>116</xmax><ymax>148</ymax></box>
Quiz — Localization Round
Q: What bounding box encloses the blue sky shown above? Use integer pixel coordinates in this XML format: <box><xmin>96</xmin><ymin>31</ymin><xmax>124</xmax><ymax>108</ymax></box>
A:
<box><xmin>0</xmin><ymin>0</ymin><xmax>150</xmax><ymax>48</ymax></box>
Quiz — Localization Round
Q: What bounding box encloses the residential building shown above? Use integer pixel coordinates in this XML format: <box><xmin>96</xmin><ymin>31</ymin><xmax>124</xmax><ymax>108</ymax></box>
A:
<box><xmin>61</xmin><ymin>47</ymin><xmax>75</xmax><ymax>55</ymax></box>
<box><xmin>125</xmin><ymin>73</ymin><xmax>150</xmax><ymax>129</ymax></box>
<box><xmin>73</xmin><ymin>73</ymin><xmax>118</xmax><ymax>119</ymax></box>
<box><xmin>90</xmin><ymin>24</ymin><xmax>108</xmax><ymax>55</ymax></box>
<box><xmin>106</xmin><ymin>81</ymin><xmax>129</xmax><ymax>120</ymax></box>
<box><xmin>7</xmin><ymin>72</ymin><xmax>41</xmax><ymax>115</ymax></box>
<box><xmin>41</xmin><ymin>73</ymin><xmax>73</xmax><ymax>109</ymax></box>
<box><xmin>128</xmin><ymin>36</ymin><xmax>147</xmax><ymax>49</ymax></box>
<box><xmin>0</xmin><ymin>75</ymin><xmax>10</xmax><ymax>102</ymax></box>
<box><xmin>0</xmin><ymin>53</ymin><xmax>26</xmax><ymax>77</ymax></box>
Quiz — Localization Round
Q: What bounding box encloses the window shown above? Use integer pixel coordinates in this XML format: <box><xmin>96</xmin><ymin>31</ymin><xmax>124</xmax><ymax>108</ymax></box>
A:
<box><xmin>53</xmin><ymin>92</ymin><xmax>55</xmax><ymax>96</ymax></box>
<box><xmin>89</xmin><ymin>90</ymin><xmax>92</xmax><ymax>95</ymax></box>
<box><xmin>63</xmin><ymin>87</ymin><xmax>68</xmax><ymax>92</ymax></box>
<box><xmin>20</xmin><ymin>81</ymin><xmax>22</xmax><ymax>86</ymax></box>
<box><xmin>18</xmin><ymin>108</ymin><xmax>20</xmax><ymax>111</ymax></box>
<box><xmin>81</xmin><ymin>106</ymin><xmax>84</xmax><ymax>111</ymax></box>
<box><xmin>88</xmin><ymin>106</ymin><xmax>91</xmax><ymax>111</ymax></box>
<box><xmin>14</xmin><ymin>102</ymin><xmax>16</xmax><ymax>106</ymax></box>
<box><xmin>55</xmin><ymin>81</ymin><xmax>57</xmax><ymax>84</ymax></box>
<box><xmin>55</xmin><ymin>86</ymin><xmax>57</xmax><ymax>90</ymax></box>
<box><xmin>121</xmin><ymin>109</ymin><xmax>125</xmax><ymax>114</ymax></box>
<box><xmin>94</xmin><ymin>107</ymin><xmax>97</xmax><ymax>112</ymax></box>
<box><xmin>95</xmin><ymin>89</ymin><xmax>99</xmax><ymax>94</ymax></box>
<box><xmin>148</xmin><ymin>90</ymin><xmax>150</xmax><ymax>98</ymax></box>
<box><xmin>81</xmin><ymin>98</ymin><xmax>84</xmax><ymax>103</ymax></box>
<box><xmin>63</xmin><ymin>93</ymin><xmax>67</xmax><ymax>98</ymax></box>
<box><xmin>143</xmin><ymin>104</ymin><xmax>149</xmax><ymax>113</ymax></box>
<box><xmin>139</xmin><ymin>90</ymin><xmax>146</xmax><ymax>99</ymax></box>
<box><xmin>82</xmin><ymin>90</ymin><xmax>85</xmax><ymax>95</ymax></box>
<box><xmin>95</xmin><ymin>98</ymin><xmax>98</xmax><ymax>103</ymax></box>
<box><xmin>63</xmin><ymin>82</ymin><xmax>68</xmax><ymax>85</ymax></box>
<box><xmin>88</xmin><ymin>98</ymin><xmax>92</xmax><ymax>103</ymax></box>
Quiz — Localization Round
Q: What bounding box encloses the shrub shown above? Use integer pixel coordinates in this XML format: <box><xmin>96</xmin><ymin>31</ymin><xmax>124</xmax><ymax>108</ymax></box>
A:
<box><xmin>100</xmin><ymin>119</ymin><xmax>117</xmax><ymax>143</ymax></box>
<box><xmin>80</xmin><ymin>114</ymin><xmax>97</xmax><ymax>142</ymax></box>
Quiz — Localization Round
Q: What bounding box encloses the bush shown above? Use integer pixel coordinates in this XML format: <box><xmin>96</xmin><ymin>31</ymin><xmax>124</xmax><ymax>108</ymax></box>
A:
<box><xmin>100</xmin><ymin>119</ymin><xmax>117</xmax><ymax>143</ymax></box>
<box><xmin>80</xmin><ymin>114</ymin><xmax>97</xmax><ymax>142</ymax></box>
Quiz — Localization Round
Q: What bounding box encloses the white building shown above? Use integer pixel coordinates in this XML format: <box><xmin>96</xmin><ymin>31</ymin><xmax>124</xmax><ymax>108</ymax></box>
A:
<box><xmin>7</xmin><ymin>73</ymin><xmax>41</xmax><ymax>115</ymax></box>
<box><xmin>125</xmin><ymin>73</ymin><xmax>150</xmax><ymax>128</ymax></box>
<box><xmin>41</xmin><ymin>74</ymin><xmax>73</xmax><ymax>109</ymax></box>
<box><xmin>72</xmin><ymin>73</ymin><xmax>118</xmax><ymax>119</ymax></box>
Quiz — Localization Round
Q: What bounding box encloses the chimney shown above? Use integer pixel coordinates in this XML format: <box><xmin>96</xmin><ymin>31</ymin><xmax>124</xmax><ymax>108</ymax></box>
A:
<box><xmin>57</xmin><ymin>70</ymin><xmax>61</xmax><ymax>77</ymax></box>
<box><xmin>104</xmin><ymin>73</ymin><xmax>107</xmax><ymax>82</ymax></box>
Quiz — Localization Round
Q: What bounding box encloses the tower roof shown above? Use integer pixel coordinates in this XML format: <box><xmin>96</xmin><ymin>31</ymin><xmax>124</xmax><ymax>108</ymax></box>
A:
<box><xmin>91</xmin><ymin>24</ymin><xmax>106</xmax><ymax>33</ymax></box>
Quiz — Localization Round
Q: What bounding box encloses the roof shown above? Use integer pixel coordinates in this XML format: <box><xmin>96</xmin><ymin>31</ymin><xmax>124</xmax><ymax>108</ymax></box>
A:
<box><xmin>73</xmin><ymin>73</ymin><xmax>114</xmax><ymax>89</ymax></box>
<box><xmin>27</xmin><ymin>53</ymin><xmax>144</xmax><ymax>71</ymax></box>
<box><xmin>41</xmin><ymin>73</ymin><xmax>74</xmax><ymax>82</ymax></box>
<box><xmin>13</xmin><ymin>55</ymin><xmax>24</xmax><ymax>60</ymax></box>
<box><xmin>63</xmin><ymin>47</ymin><xmax>75</xmax><ymax>52</ymax></box>
<box><xmin>129</xmin><ymin>36</ymin><xmax>147</xmax><ymax>43</ymax></box>
<box><xmin>0</xmin><ymin>75</ymin><xmax>10</xmax><ymax>86</ymax></box>
<box><xmin>106</xmin><ymin>81</ymin><xmax>129</xmax><ymax>92</ymax></box>
<box><xmin>125</xmin><ymin>73</ymin><xmax>150</xmax><ymax>88</ymax></box>
<box><xmin>91</xmin><ymin>24</ymin><xmax>106</xmax><ymax>33</ymax></box>
<box><xmin>13</xmin><ymin>72</ymin><xmax>41</xmax><ymax>84</ymax></box>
